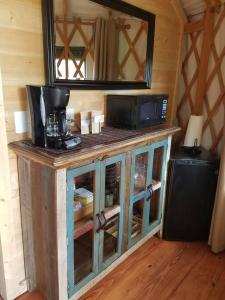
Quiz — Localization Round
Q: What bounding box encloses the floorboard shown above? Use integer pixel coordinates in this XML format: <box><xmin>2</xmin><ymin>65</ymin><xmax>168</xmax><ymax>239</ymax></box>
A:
<box><xmin>1</xmin><ymin>237</ymin><xmax>225</xmax><ymax>300</ymax></box>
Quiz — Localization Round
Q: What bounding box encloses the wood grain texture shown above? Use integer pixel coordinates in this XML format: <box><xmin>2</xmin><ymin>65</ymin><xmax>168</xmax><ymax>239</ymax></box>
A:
<box><xmin>2</xmin><ymin>238</ymin><xmax>225</xmax><ymax>300</ymax></box>
<box><xmin>18</xmin><ymin>158</ymin><xmax>36</xmax><ymax>290</ymax></box>
<box><xmin>0</xmin><ymin>68</ymin><xmax>27</xmax><ymax>299</ymax></box>
<box><xmin>10</xmin><ymin>126</ymin><xmax>180</xmax><ymax>169</ymax></box>
<box><xmin>18</xmin><ymin>158</ymin><xmax>60</xmax><ymax>300</ymax></box>
<box><xmin>0</xmin><ymin>66</ymin><xmax>8</xmax><ymax>300</ymax></box>
<box><xmin>0</xmin><ymin>1</ymin><xmax>44</xmax><ymax>298</ymax></box>
<box><xmin>80</xmin><ymin>237</ymin><xmax>225</xmax><ymax>300</ymax></box>
<box><xmin>30</xmin><ymin>162</ymin><xmax>59</xmax><ymax>300</ymax></box>
<box><xmin>55</xmin><ymin>169</ymin><xmax>68</xmax><ymax>300</ymax></box>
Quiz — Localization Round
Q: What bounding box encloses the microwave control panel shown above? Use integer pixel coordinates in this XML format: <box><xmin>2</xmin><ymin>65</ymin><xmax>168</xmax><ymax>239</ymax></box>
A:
<box><xmin>162</xmin><ymin>99</ymin><xmax>168</xmax><ymax>119</ymax></box>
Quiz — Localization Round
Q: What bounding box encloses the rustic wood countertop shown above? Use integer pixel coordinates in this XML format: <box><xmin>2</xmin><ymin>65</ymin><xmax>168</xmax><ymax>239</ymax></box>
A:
<box><xmin>9</xmin><ymin>125</ymin><xmax>180</xmax><ymax>169</ymax></box>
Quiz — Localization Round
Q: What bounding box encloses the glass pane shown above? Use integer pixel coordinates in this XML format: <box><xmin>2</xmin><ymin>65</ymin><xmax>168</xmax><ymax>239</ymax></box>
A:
<box><xmin>53</xmin><ymin>0</ymin><xmax>149</xmax><ymax>82</ymax></box>
<box><xmin>73</xmin><ymin>171</ymin><xmax>95</xmax><ymax>284</ymax></box>
<box><xmin>103</xmin><ymin>213</ymin><xmax>119</xmax><ymax>262</ymax></box>
<box><xmin>131</xmin><ymin>199</ymin><xmax>144</xmax><ymax>240</ymax></box>
<box><xmin>152</xmin><ymin>147</ymin><xmax>164</xmax><ymax>182</ymax></box>
<box><xmin>134</xmin><ymin>152</ymin><xmax>148</xmax><ymax>195</ymax></box>
<box><xmin>105</xmin><ymin>162</ymin><xmax>121</xmax><ymax>208</ymax></box>
<box><xmin>149</xmin><ymin>190</ymin><xmax>160</xmax><ymax>225</ymax></box>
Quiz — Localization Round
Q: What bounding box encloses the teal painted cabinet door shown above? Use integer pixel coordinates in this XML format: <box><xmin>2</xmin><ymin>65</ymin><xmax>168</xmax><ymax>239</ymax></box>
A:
<box><xmin>128</xmin><ymin>146</ymin><xmax>151</xmax><ymax>248</ymax></box>
<box><xmin>67</xmin><ymin>162</ymin><xmax>101</xmax><ymax>297</ymax></box>
<box><xmin>145</xmin><ymin>140</ymin><xmax>168</xmax><ymax>233</ymax></box>
<box><xmin>67</xmin><ymin>154</ymin><xmax>126</xmax><ymax>297</ymax></box>
<box><xmin>99</xmin><ymin>153</ymin><xmax>126</xmax><ymax>271</ymax></box>
<box><xmin>128</xmin><ymin>140</ymin><xmax>168</xmax><ymax>248</ymax></box>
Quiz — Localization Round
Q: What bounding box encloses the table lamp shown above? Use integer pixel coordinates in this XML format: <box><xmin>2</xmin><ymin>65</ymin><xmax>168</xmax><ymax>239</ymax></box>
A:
<box><xmin>183</xmin><ymin>115</ymin><xmax>204</xmax><ymax>155</ymax></box>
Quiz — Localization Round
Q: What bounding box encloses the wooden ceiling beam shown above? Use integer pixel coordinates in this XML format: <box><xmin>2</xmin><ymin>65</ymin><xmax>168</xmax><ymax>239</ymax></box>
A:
<box><xmin>205</xmin><ymin>0</ymin><xmax>221</xmax><ymax>12</ymax></box>
<box><xmin>170</xmin><ymin>0</ymin><xmax>187</xmax><ymax>24</ymax></box>
<box><xmin>194</xmin><ymin>2</ymin><xmax>219</xmax><ymax>115</ymax></box>
<box><xmin>184</xmin><ymin>19</ymin><xmax>204</xmax><ymax>33</ymax></box>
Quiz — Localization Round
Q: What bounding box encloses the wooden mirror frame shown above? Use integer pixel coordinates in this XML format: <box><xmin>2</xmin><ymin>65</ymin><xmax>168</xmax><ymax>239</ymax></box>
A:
<box><xmin>42</xmin><ymin>0</ymin><xmax>155</xmax><ymax>90</ymax></box>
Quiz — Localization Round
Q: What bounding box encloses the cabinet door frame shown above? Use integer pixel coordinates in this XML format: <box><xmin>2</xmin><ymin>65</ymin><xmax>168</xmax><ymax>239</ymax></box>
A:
<box><xmin>145</xmin><ymin>139</ymin><xmax>168</xmax><ymax>234</ymax></box>
<box><xmin>127</xmin><ymin>145</ymin><xmax>151</xmax><ymax>248</ymax></box>
<box><xmin>67</xmin><ymin>161</ymin><xmax>101</xmax><ymax>297</ymax></box>
<box><xmin>99</xmin><ymin>153</ymin><xmax>126</xmax><ymax>271</ymax></box>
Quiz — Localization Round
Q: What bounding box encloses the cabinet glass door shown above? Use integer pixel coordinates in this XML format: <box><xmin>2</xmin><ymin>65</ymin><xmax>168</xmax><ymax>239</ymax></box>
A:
<box><xmin>99</xmin><ymin>154</ymin><xmax>126</xmax><ymax>270</ymax></box>
<box><xmin>128</xmin><ymin>146</ymin><xmax>150</xmax><ymax>248</ymax></box>
<box><xmin>146</xmin><ymin>140</ymin><xmax>168</xmax><ymax>232</ymax></box>
<box><xmin>67</xmin><ymin>162</ymin><xmax>100</xmax><ymax>297</ymax></box>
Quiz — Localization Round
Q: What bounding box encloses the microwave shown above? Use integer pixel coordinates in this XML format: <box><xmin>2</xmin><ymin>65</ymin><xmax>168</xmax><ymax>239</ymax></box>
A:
<box><xmin>106</xmin><ymin>94</ymin><xmax>168</xmax><ymax>130</ymax></box>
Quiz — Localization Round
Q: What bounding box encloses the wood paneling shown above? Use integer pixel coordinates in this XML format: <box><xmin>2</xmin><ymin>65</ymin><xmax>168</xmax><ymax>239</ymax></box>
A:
<box><xmin>0</xmin><ymin>0</ymin><xmax>183</xmax><ymax>298</ymax></box>
<box><xmin>18</xmin><ymin>158</ymin><xmax>60</xmax><ymax>300</ymax></box>
<box><xmin>0</xmin><ymin>68</ymin><xmax>27</xmax><ymax>300</ymax></box>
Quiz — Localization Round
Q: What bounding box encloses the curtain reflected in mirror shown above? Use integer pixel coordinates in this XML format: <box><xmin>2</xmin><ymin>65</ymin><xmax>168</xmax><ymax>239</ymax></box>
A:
<box><xmin>54</xmin><ymin>0</ymin><xmax>148</xmax><ymax>81</ymax></box>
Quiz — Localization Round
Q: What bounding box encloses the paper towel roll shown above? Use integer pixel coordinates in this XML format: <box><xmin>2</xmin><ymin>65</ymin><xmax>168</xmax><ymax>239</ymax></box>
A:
<box><xmin>184</xmin><ymin>115</ymin><xmax>204</xmax><ymax>147</ymax></box>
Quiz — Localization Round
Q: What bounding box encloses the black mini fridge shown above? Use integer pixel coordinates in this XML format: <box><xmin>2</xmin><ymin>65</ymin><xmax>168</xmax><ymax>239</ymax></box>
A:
<box><xmin>163</xmin><ymin>148</ymin><xmax>219</xmax><ymax>241</ymax></box>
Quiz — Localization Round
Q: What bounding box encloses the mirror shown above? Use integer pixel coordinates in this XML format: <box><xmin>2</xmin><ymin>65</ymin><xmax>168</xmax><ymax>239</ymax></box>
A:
<box><xmin>42</xmin><ymin>0</ymin><xmax>155</xmax><ymax>89</ymax></box>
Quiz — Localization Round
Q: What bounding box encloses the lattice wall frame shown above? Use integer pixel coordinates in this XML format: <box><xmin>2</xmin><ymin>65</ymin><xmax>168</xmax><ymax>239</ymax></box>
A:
<box><xmin>177</xmin><ymin>4</ymin><xmax>225</xmax><ymax>154</ymax></box>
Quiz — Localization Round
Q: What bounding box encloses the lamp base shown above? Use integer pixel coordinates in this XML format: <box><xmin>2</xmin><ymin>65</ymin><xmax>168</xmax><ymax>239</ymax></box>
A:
<box><xmin>182</xmin><ymin>146</ymin><xmax>202</xmax><ymax>156</ymax></box>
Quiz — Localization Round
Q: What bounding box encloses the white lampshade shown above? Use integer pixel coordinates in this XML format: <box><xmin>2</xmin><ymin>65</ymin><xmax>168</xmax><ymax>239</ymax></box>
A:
<box><xmin>184</xmin><ymin>115</ymin><xmax>204</xmax><ymax>147</ymax></box>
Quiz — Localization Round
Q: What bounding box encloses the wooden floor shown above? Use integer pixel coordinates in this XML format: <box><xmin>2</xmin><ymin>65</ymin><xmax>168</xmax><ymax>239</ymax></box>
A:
<box><xmin>1</xmin><ymin>237</ymin><xmax>225</xmax><ymax>300</ymax></box>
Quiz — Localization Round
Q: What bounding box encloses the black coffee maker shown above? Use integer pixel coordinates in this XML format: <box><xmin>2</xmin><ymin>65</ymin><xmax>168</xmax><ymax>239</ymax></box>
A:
<box><xmin>27</xmin><ymin>85</ymin><xmax>81</xmax><ymax>150</ymax></box>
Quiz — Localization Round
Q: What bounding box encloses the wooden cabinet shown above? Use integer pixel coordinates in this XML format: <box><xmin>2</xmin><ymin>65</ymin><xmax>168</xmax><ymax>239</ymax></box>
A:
<box><xmin>128</xmin><ymin>140</ymin><xmax>168</xmax><ymax>248</ymax></box>
<box><xmin>10</xmin><ymin>126</ymin><xmax>179</xmax><ymax>300</ymax></box>
<box><xmin>66</xmin><ymin>154</ymin><xmax>126</xmax><ymax>297</ymax></box>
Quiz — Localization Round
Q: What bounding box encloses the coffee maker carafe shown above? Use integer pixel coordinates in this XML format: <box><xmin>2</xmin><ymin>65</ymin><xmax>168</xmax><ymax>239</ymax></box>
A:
<box><xmin>27</xmin><ymin>85</ymin><xmax>81</xmax><ymax>150</ymax></box>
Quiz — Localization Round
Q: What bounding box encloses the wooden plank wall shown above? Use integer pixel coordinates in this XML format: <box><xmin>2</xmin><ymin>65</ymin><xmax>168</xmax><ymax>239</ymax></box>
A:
<box><xmin>0</xmin><ymin>0</ymin><xmax>183</xmax><ymax>299</ymax></box>
<box><xmin>0</xmin><ymin>66</ymin><xmax>27</xmax><ymax>299</ymax></box>
<box><xmin>0</xmin><ymin>1</ymin><xmax>44</xmax><ymax>299</ymax></box>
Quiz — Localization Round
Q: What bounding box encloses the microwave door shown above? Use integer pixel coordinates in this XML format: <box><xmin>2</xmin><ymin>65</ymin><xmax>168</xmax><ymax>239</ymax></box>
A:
<box><xmin>137</xmin><ymin>100</ymin><xmax>159</xmax><ymax>128</ymax></box>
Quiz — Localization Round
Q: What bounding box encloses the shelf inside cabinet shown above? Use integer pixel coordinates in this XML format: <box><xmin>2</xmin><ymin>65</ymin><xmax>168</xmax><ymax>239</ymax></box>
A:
<box><xmin>74</xmin><ymin>203</ymin><xmax>93</xmax><ymax>222</ymax></box>
<box><xmin>152</xmin><ymin>179</ymin><xmax>161</xmax><ymax>191</ymax></box>
<box><xmin>131</xmin><ymin>215</ymin><xmax>142</xmax><ymax>239</ymax></box>
<box><xmin>74</xmin><ymin>215</ymin><xmax>93</xmax><ymax>239</ymax></box>
<box><xmin>104</xmin><ymin>205</ymin><xmax>120</xmax><ymax>220</ymax></box>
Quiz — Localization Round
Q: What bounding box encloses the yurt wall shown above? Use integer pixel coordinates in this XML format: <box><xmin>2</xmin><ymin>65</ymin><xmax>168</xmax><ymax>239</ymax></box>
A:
<box><xmin>177</xmin><ymin>0</ymin><xmax>225</xmax><ymax>154</ymax></box>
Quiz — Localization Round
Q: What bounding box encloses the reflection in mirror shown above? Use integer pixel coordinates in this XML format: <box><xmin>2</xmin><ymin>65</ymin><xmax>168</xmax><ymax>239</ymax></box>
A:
<box><xmin>54</xmin><ymin>0</ymin><xmax>149</xmax><ymax>82</ymax></box>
